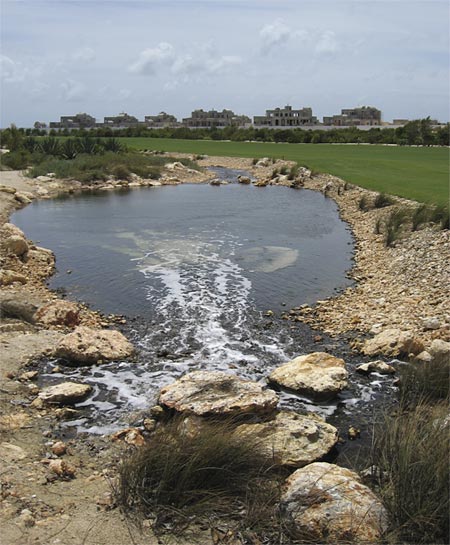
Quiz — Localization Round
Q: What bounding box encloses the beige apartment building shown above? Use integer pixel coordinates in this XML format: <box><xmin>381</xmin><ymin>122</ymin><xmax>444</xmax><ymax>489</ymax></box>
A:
<box><xmin>253</xmin><ymin>105</ymin><xmax>319</xmax><ymax>127</ymax></box>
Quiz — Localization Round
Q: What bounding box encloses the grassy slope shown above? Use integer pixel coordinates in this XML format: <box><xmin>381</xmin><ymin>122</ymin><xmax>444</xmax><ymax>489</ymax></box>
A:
<box><xmin>124</xmin><ymin>138</ymin><xmax>449</xmax><ymax>204</ymax></box>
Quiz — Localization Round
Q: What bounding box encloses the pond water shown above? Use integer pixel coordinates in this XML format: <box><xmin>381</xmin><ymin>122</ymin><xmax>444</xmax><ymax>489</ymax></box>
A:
<box><xmin>13</xmin><ymin>169</ymin><xmax>394</xmax><ymax>440</ymax></box>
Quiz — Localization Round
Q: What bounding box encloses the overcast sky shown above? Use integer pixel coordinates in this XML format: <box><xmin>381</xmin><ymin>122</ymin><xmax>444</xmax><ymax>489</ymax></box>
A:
<box><xmin>1</xmin><ymin>0</ymin><xmax>449</xmax><ymax>127</ymax></box>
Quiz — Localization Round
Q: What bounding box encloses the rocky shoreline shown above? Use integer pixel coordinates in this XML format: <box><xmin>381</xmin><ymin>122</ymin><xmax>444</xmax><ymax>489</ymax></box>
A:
<box><xmin>0</xmin><ymin>157</ymin><xmax>448</xmax><ymax>544</ymax></box>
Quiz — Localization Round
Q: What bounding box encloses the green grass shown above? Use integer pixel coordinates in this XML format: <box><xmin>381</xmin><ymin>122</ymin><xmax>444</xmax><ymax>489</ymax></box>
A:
<box><xmin>122</xmin><ymin>138</ymin><xmax>449</xmax><ymax>204</ymax></box>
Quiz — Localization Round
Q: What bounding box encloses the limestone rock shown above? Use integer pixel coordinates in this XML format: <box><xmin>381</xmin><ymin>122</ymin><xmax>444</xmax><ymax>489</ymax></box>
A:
<box><xmin>51</xmin><ymin>441</ymin><xmax>67</xmax><ymax>456</ymax></box>
<box><xmin>48</xmin><ymin>459</ymin><xmax>76</xmax><ymax>478</ymax></box>
<box><xmin>39</xmin><ymin>382</ymin><xmax>92</xmax><ymax>405</ymax></box>
<box><xmin>159</xmin><ymin>371</ymin><xmax>278</xmax><ymax>417</ymax></box>
<box><xmin>14</xmin><ymin>192</ymin><xmax>33</xmax><ymax>204</ymax></box>
<box><xmin>3</xmin><ymin>235</ymin><xmax>29</xmax><ymax>257</ymax></box>
<box><xmin>428</xmin><ymin>339</ymin><xmax>450</xmax><ymax>360</ymax></box>
<box><xmin>356</xmin><ymin>360</ymin><xmax>395</xmax><ymax>374</ymax></box>
<box><xmin>255</xmin><ymin>157</ymin><xmax>270</xmax><ymax>167</ymax></box>
<box><xmin>362</xmin><ymin>328</ymin><xmax>425</xmax><ymax>357</ymax></box>
<box><xmin>0</xmin><ymin>297</ymin><xmax>39</xmax><ymax>323</ymax></box>
<box><xmin>422</xmin><ymin>317</ymin><xmax>440</xmax><ymax>331</ymax></box>
<box><xmin>55</xmin><ymin>326</ymin><xmax>134</xmax><ymax>364</ymax></box>
<box><xmin>0</xmin><ymin>185</ymin><xmax>16</xmax><ymax>194</ymax></box>
<box><xmin>35</xmin><ymin>300</ymin><xmax>80</xmax><ymax>328</ymax></box>
<box><xmin>268</xmin><ymin>352</ymin><xmax>348</xmax><ymax>400</ymax></box>
<box><xmin>233</xmin><ymin>411</ymin><xmax>338</xmax><ymax>467</ymax></box>
<box><xmin>0</xmin><ymin>269</ymin><xmax>28</xmax><ymax>286</ymax></box>
<box><xmin>111</xmin><ymin>427</ymin><xmax>145</xmax><ymax>446</ymax></box>
<box><xmin>281</xmin><ymin>462</ymin><xmax>388</xmax><ymax>543</ymax></box>
<box><xmin>237</xmin><ymin>175</ymin><xmax>251</xmax><ymax>184</ymax></box>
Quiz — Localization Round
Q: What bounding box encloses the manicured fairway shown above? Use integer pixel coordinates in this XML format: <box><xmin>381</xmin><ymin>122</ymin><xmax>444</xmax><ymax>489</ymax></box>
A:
<box><xmin>124</xmin><ymin>138</ymin><xmax>449</xmax><ymax>205</ymax></box>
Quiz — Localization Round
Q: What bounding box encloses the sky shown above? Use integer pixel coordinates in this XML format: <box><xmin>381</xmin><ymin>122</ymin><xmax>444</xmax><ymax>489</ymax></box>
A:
<box><xmin>1</xmin><ymin>0</ymin><xmax>449</xmax><ymax>127</ymax></box>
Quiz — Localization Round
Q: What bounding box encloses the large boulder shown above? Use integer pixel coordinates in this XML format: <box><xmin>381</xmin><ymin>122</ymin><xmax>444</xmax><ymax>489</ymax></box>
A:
<box><xmin>428</xmin><ymin>339</ymin><xmax>450</xmax><ymax>361</ymax></box>
<box><xmin>281</xmin><ymin>462</ymin><xmax>388</xmax><ymax>543</ymax></box>
<box><xmin>362</xmin><ymin>328</ymin><xmax>425</xmax><ymax>357</ymax></box>
<box><xmin>159</xmin><ymin>371</ymin><xmax>278</xmax><ymax>417</ymax></box>
<box><xmin>34</xmin><ymin>300</ymin><xmax>80</xmax><ymax>328</ymax></box>
<box><xmin>268</xmin><ymin>352</ymin><xmax>348</xmax><ymax>400</ymax></box>
<box><xmin>0</xmin><ymin>297</ymin><xmax>39</xmax><ymax>323</ymax></box>
<box><xmin>1</xmin><ymin>223</ymin><xmax>29</xmax><ymax>257</ymax></box>
<box><xmin>38</xmin><ymin>382</ymin><xmax>93</xmax><ymax>405</ymax></box>
<box><xmin>55</xmin><ymin>326</ymin><xmax>134</xmax><ymax>364</ymax></box>
<box><xmin>233</xmin><ymin>411</ymin><xmax>338</xmax><ymax>467</ymax></box>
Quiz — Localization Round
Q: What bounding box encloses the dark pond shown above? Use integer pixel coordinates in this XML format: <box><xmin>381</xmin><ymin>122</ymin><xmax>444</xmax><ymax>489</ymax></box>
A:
<box><xmin>13</xmin><ymin>169</ymin><xmax>394</xmax><ymax>441</ymax></box>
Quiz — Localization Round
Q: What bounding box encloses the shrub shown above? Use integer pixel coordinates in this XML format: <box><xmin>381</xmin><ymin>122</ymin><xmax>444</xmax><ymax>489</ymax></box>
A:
<box><xmin>38</xmin><ymin>137</ymin><xmax>61</xmax><ymax>156</ymax></box>
<box><xmin>371</xmin><ymin>402</ymin><xmax>449</xmax><ymax>544</ymax></box>
<box><xmin>60</xmin><ymin>138</ymin><xmax>80</xmax><ymax>160</ymax></box>
<box><xmin>111</xmin><ymin>164</ymin><xmax>131</xmax><ymax>181</ymax></box>
<box><xmin>101</xmin><ymin>138</ymin><xmax>125</xmax><ymax>153</ymax></box>
<box><xmin>374</xmin><ymin>217</ymin><xmax>383</xmax><ymax>234</ymax></box>
<box><xmin>252</xmin><ymin>157</ymin><xmax>258</xmax><ymax>165</ymax></box>
<box><xmin>397</xmin><ymin>355</ymin><xmax>450</xmax><ymax>408</ymax></box>
<box><xmin>429</xmin><ymin>204</ymin><xmax>449</xmax><ymax>230</ymax></box>
<box><xmin>412</xmin><ymin>204</ymin><xmax>431</xmax><ymax>231</ymax></box>
<box><xmin>358</xmin><ymin>194</ymin><xmax>370</xmax><ymax>211</ymax></box>
<box><xmin>0</xmin><ymin>150</ymin><xmax>31</xmax><ymax>170</ymax></box>
<box><xmin>115</xmin><ymin>418</ymin><xmax>283</xmax><ymax>538</ymax></box>
<box><xmin>271</xmin><ymin>168</ymin><xmax>279</xmax><ymax>179</ymax></box>
<box><xmin>374</xmin><ymin>192</ymin><xmax>395</xmax><ymax>208</ymax></box>
<box><xmin>287</xmin><ymin>165</ymin><xmax>299</xmax><ymax>180</ymax></box>
<box><xmin>385</xmin><ymin>208</ymin><xmax>409</xmax><ymax>246</ymax></box>
<box><xmin>279</xmin><ymin>165</ymin><xmax>288</xmax><ymax>175</ymax></box>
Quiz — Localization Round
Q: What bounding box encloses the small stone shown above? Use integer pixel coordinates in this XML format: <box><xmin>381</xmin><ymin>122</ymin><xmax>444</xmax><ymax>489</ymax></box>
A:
<box><xmin>356</xmin><ymin>361</ymin><xmax>395</xmax><ymax>374</ymax></box>
<box><xmin>51</xmin><ymin>441</ymin><xmax>67</xmax><ymax>456</ymax></box>
<box><xmin>48</xmin><ymin>459</ymin><xmax>76</xmax><ymax>478</ymax></box>
<box><xmin>347</xmin><ymin>426</ymin><xmax>360</xmax><ymax>440</ymax></box>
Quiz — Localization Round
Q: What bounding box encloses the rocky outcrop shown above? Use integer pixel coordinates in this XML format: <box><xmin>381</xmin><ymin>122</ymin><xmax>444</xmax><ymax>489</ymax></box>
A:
<box><xmin>233</xmin><ymin>411</ymin><xmax>338</xmax><ymax>467</ymax></box>
<box><xmin>0</xmin><ymin>270</ymin><xmax>28</xmax><ymax>286</ymax></box>
<box><xmin>362</xmin><ymin>328</ymin><xmax>425</xmax><ymax>358</ymax></box>
<box><xmin>158</xmin><ymin>371</ymin><xmax>278</xmax><ymax>417</ymax></box>
<box><xmin>268</xmin><ymin>352</ymin><xmax>348</xmax><ymax>400</ymax></box>
<box><xmin>34</xmin><ymin>300</ymin><xmax>80</xmax><ymax>328</ymax></box>
<box><xmin>38</xmin><ymin>382</ymin><xmax>93</xmax><ymax>405</ymax></box>
<box><xmin>281</xmin><ymin>462</ymin><xmax>388</xmax><ymax>543</ymax></box>
<box><xmin>0</xmin><ymin>297</ymin><xmax>39</xmax><ymax>323</ymax></box>
<box><xmin>55</xmin><ymin>326</ymin><xmax>134</xmax><ymax>364</ymax></box>
<box><xmin>1</xmin><ymin>223</ymin><xmax>29</xmax><ymax>257</ymax></box>
<box><xmin>356</xmin><ymin>360</ymin><xmax>395</xmax><ymax>374</ymax></box>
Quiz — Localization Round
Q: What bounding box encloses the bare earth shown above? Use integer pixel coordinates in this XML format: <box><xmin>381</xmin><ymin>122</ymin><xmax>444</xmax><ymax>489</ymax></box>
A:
<box><xmin>0</xmin><ymin>158</ymin><xmax>449</xmax><ymax>544</ymax></box>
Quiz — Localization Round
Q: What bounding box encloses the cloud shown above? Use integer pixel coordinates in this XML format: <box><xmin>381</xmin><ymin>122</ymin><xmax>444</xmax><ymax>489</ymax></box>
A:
<box><xmin>260</xmin><ymin>19</ymin><xmax>291</xmax><ymax>53</ymax></box>
<box><xmin>118</xmin><ymin>88</ymin><xmax>132</xmax><ymax>100</ymax></box>
<box><xmin>316</xmin><ymin>31</ymin><xmax>339</xmax><ymax>54</ymax></box>
<box><xmin>128</xmin><ymin>42</ymin><xmax>175</xmax><ymax>74</ymax></box>
<box><xmin>0</xmin><ymin>55</ymin><xmax>42</xmax><ymax>83</ymax></box>
<box><xmin>61</xmin><ymin>79</ymin><xmax>86</xmax><ymax>101</ymax></box>
<box><xmin>72</xmin><ymin>47</ymin><xmax>95</xmax><ymax>62</ymax></box>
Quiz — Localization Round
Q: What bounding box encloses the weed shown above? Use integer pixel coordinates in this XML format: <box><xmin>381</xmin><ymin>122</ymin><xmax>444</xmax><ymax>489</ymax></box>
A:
<box><xmin>374</xmin><ymin>217</ymin><xmax>383</xmax><ymax>234</ymax></box>
<box><xmin>371</xmin><ymin>402</ymin><xmax>449</xmax><ymax>544</ymax></box>
<box><xmin>374</xmin><ymin>192</ymin><xmax>395</xmax><ymax>208</ymax></box>
<box><xmin>287</xmin><ymin>165</ymin><xmax>299</xmax><ymax>180</ymax></box>
<box><xmin>279</xmin><ymin>165</ymin><xmax>288</xmax><ymax>175</ymax></box>
<box><xmin>412</xmin><ymin>204</ymin><xmax>431</xmax><ymax>231</ymax></box>
<box><xmin>115</xmin><ymin>418</ymin><xmax>286</xmax><ymax>540</ymax></box>
<box><xmin>358</xmin><ymin>194</ymin><xmax>371</xmax><ymax>211</ymax></box>
<box><xmin>111</xmin><ymin>164</ymin><xmax>131</xmax><ymax>181</ymax></box>
<box><xmin>429</xmin><ymin>204</ymin><xmax>449</xmax><ymax>230</ymax></box>
<box><xmin>252</xmin><ymin>157</ymin><xmax>258</xmax><ymax>165</ymax></box>
<box><xmin>385</xmin><ymin>208</ymin><xmax>409</xmax><ymax>246</ymax></box>
<box><xmin>271</xmin><ymin>168</ymin><xmax>279</xmax><ymax>179</ymax></box>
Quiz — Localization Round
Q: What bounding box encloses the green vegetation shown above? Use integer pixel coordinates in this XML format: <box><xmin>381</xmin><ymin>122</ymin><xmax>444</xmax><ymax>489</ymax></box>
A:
<box><xmin>372</xmin><ymin>402</ymin><xmax>449</xmax><ymax>544</ymax></box>
<box><xmin>373</xmin><ymin>192</ymin><xmax>395</xmax><ymax>208</ymax></box>
<box><xmin>384</xmin><ymin>208</ymin><xmax>410</xmax><ymax>246</ymax></box>
<box><xmin>116</xmin><ymin>418</ymin><xmax>284</xmax><ymax>540</ymax></box>
<box><xmin>121</xmin><ymin>138</ymin><xmax>449</xmax><ymax>205</ymax></box>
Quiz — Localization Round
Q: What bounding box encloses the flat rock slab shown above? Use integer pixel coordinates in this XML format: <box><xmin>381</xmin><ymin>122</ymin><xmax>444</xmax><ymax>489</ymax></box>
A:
<box><xmin>158</xmin><ymin>370</ymin><xmax>278</xmax><ymax>417</ymax></box>
<box><xmin>35</xmin><ymin>300</ymin><xmax>80</xmax><ymax>328</ymax></box>
<box><xmin>356</xmin><ymin>360</ymin><xmax>395</xmax><ymax>374</ymax></box>
<box><xmin>55</xmin><ymin>326</ymin><xmax>134</xmax><ymax>364</ymax></box>
<box><xmin>233</xmin><ymin>411</ymin><xmax>338</xmax><ymax>467</ymax></box>
<box><xmin>39</xmin><ymin>382</ymin><xmax>93</xmax><ymax>405</ymax></box>
<box><xmin>268</xmin><ymin>352</ymin><xmax>348</xmax><ymax>400</ymax></box>
<box><xmin>281</xmin><ymin>462</ymin><xmax>388</xmax><ymax>543</ymax></box>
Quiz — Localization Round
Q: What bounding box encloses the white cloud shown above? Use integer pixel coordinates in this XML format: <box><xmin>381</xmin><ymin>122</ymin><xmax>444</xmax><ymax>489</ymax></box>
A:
<box><xmin>61</xmin><ymin>79</ymin><xmax>86</xmax><ymax>101</ymax></box>
<box><xmin>0</xmin><ymin>55</ymin><xmax>42</xmax><ymax>83</ymax></box>
<box><xmin>316</xmin><ymin>31</ymin><xmax>339</xmax><ymax>54</ymax></box>
<box><xmin>118</xmin><ymin>88</ymin><xmax>132</xmax><ymax>100</ymax></box>
<box><xmin>72</xmin><ymin>47</ymin><xmax>95</xmax><ymax>62</ymax></box>
<box><xmin>128</xmin><ymin>42</ymin><xmax>175</xmax><ymax>74</ymax></box>
<box><xmin>260</xmin><ymin>19</ymin><xmax>291</xmax><ymax>53</ymax></box>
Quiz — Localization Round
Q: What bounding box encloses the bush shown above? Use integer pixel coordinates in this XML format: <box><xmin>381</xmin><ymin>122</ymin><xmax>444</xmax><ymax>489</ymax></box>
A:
<box><xmin>279</xmin><ymin>165</ymin><xmax>288</xmax><ymax>175</ymax></box>
<box><xmin>374</xmin><ymin>217</ymin><xmax>383</xmax><ymax>234</ymax></box>
<box><xmin>371</xmin><ymin>402</ymin><xmax>449</xmax><ymax>544</ymax></box>
<box><xmin>412</xmin><ymin>204</ymin><xmax>431</xmax><ymax>231</ymax></box>
<box><xmin>385</xmin><ymin>208</ymin><xmax>409</xmax><ymax>246</ymax></box>
<box><xmin>111</xmin><ymin>164</ymin><xmax>131</xmax><ymax>181</ymax></box>
<box><xmin>374</xmin><ymin>192</ymin><xmax>395</xmax><ymax>208</ymax></box>
<box><xmin>287</xmin><ymin>165</ymin><xmax>299</xmax><ymax>180</ymax></box>
<box><xmin>397</xmin><ymin>355</ymin><xmax>450</xmax><ymax>408</ymax></box>
<box><xmin>429</xmin><ymin>204</ymin><xmax>449</xmax><ymax>230</ymax></box>
<box><xmin>358</xmin><ymin>194</ymin><xmax>371</xmax><ymax>211</ymax></box>
<box><xmin>0</xmin><ymin>150</ymin><xmax>31</xmax><ymax>170</ymax></box>
<box><xmin>115</xmin><ymin>418</ymin><xmax>283</xmax><ymax>538</ymax></box>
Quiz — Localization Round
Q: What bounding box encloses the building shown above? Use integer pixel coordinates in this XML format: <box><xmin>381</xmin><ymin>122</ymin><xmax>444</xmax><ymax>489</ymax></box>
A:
<box><xmin>182</xmin><ymin>109</ymin><xmax>250</xmax><ymax>128</ymax></box>
<box><xmin>253</xmin><ymin>105</ymin><xmax>319</xmax><ymax>127</ymax></box>
<box><xmin>49</xmin><ymin>112</ymin><xmax>96</xmax><ymax>130</ymax></box>
<box><xmin>144</xmin><ymin>112</ymin><xmax>179</xmax><ymax>128</ymax></box>
<box><xmin>323</xmin><ymin>106</ymin><xmax>381</xmax><ymax>126</ymax></box>
<box><xmin>103</xmin><ymin>112</ymin><xmax>140</xmax><ymax>129</ymax></box>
